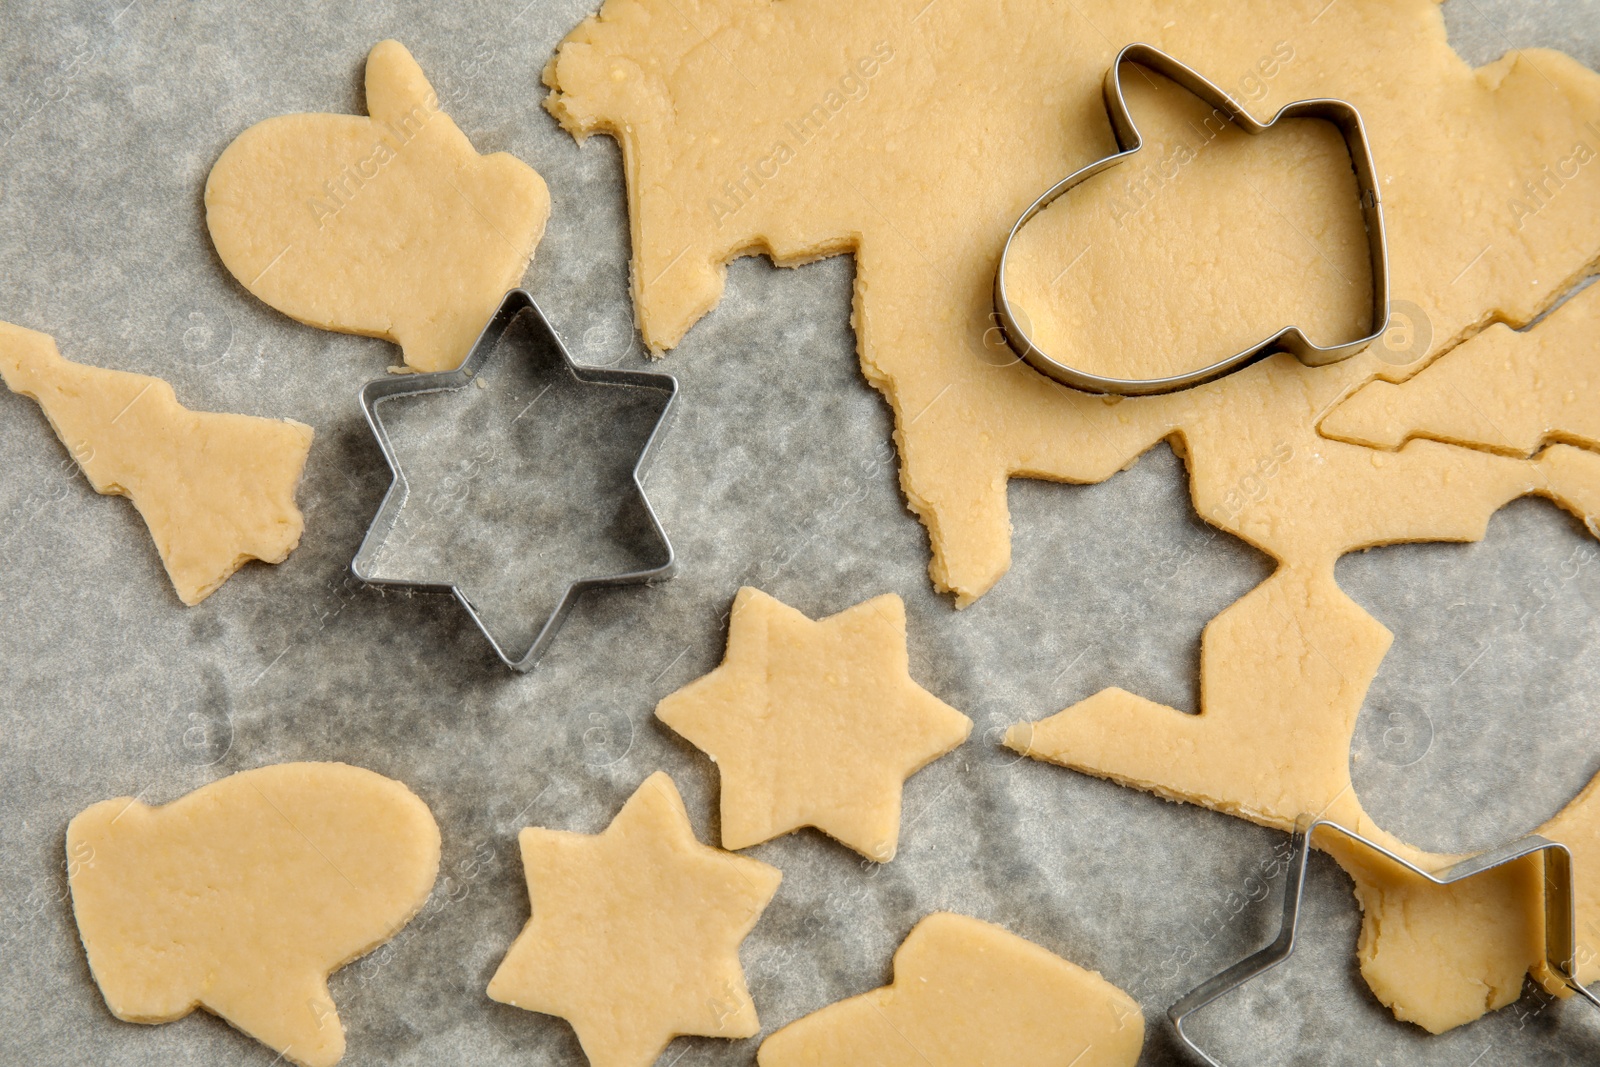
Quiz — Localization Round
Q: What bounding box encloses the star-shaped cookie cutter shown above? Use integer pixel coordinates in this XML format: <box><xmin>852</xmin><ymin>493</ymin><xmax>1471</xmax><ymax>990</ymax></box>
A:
<box><xmin>1168</xmin><ymin>817</ymin><xmax>1600</xmax><ymax>1066</ymax></box>
<box><xmin>994</xmin><ymin>43</ymin><xmax>1390</xmax><ymax>395</ymax></box>
<box><xmin>351</xmin><ymin>289</ymin><xmax>678</xmax><ymax>671</ymax></box>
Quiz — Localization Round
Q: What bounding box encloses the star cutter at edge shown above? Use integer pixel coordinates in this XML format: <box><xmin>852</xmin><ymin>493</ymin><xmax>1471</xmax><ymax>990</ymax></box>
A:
<box><xmin>1167</xmin><ymin>817</ymin><xmax>1600</xmax><ymax>1067</ymax></box>
<box><xmin>351</xmin><ymin>288</ymin><xmax>678</xmax><ymax>672</ymax></box>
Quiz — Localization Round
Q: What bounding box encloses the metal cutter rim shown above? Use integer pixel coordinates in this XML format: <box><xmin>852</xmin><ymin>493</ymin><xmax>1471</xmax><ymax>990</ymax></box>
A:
<box><xmin>993</xmin><ymin>42</ymin><xmax>1391</xmax><ymax>396</ymax></box>
<box><xmin>350</xmin><ymin>288</ymin><xmax>678</xmax><ymax>672</ymax></box>
<box><xmin>1168</xmin><ymin>816</ymin><xmax>1600</xmax><ymax>1066</ymax></box>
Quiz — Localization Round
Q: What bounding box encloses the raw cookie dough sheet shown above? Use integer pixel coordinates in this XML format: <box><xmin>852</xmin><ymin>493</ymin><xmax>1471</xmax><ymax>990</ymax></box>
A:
<box><xmin>1</xmin><ymin>1</ymin><xmax>1598</xmax><ymax>1065</ymax></box>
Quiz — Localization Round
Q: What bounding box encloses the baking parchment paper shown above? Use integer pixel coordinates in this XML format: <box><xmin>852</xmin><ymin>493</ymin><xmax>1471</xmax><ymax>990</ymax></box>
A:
<box><xmin>2</xmin><ymin>1</ymin><xmax>1599</xmax><ymax>1063</ymax></box>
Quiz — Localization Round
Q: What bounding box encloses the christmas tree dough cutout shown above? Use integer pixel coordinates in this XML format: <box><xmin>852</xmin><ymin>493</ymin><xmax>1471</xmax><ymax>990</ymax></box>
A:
<box><xmin>67</xmin><ymin>762</ymin><xmax>442</xmax><ymax>1067</ymax></box>
<box><xmin>487</xmin><ymin>771</ymin><xmax>781</xmax><ymax>1067</ymax></box>
<box><xmin>0</xmin><ymin>320</ymin><xmax>313</xmax><ymax>604</ymax></box>
<box><xmin>206</xmin><ymin>39</ymin><xmax>551</xmax><ymax>372</ymax></box>
<box><xmin>657</xmin><ymin>588</ymin><xmax>972</xmax><ymax>861</ymax></box>
<box><xmin>758</xmin><ymin>912</ymin><xmax>1143</xmax><ymax>1067</ymax></box>
<box><xmin>1323</xmin><ymin>277</ymin><xmax>1600</xmax><ymax>458</ymax></box>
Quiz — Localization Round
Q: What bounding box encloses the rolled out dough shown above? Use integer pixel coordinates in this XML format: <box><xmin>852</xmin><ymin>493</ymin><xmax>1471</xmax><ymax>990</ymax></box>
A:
<box><xmin>757</xmin><ymin>912</ymin><xmax>1143</xmax><ymax>1067</ymax></box>
<box><xmin>66</xmin><ymin>762</ymin><xmax>441</xmax><ymax>1067</ymax></box>
<box><xmin>0</xmin><ymin>320</ymin><xmax>313</xmax><ymax>605</ymax></box>
<box><xmin>487</xmin><ymin>771</ymin><xmax>782</xmax><ymax>1067</ymax></box>
<box><xmin>656</xmin><ymin>587</ymin><xmax>972</xmax><ymax>862</ymax></box>
<box><xmin>206</xmin><ymin>40</ymin><xmax>550</xmax><ymax>373</ymax></box>
<box><xmin>546</xmin><ymin>0</ymin><xmax>1600</xmax><ymax>1032</ymax></box>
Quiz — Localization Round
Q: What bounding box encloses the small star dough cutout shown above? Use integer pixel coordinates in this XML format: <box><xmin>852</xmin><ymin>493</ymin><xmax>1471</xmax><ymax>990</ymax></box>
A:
<box><xmin>656</xmin><ymin>588</ymin><xmax>972</xmax><ymax>861</ymax></box>
<box><xmin>206</xmin><ymin>40</ymin><xmax>551</xmax><ymax>372</ymax></box>
<box><xmin>0</xmin><ymin>320</ymin><xmax>313</xmax><ymax>604</ymax></box>
<box><xmin>488</xmin><ymin>772</ymin><xmax>782</xmax><ymax>1067</ymax></box>
<box><xmin>66</xmin><ymin>763</ymin><xmax>441</xmax><ymax>1067</ymax></box>
<box><xmin>757</xmin><ymin>912</ymin><xmax>1144</xmax><ymax>1067</ymax></box>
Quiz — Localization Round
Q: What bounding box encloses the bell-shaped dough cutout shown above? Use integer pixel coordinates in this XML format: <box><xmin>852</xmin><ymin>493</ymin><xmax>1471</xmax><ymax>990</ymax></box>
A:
<box><xmin>66</xmin><ymin>763</ymin><xmax>442</xmax><ymax>1067</ymax></box>
<box><xmin>0</xmin><ymin>320</ymin><xmax>313</xmax><ymax>605</ymax></box>
<box><xmin>206</xmin><ymin>40</ymin><xmax>551</xmax><ymax>372</ymax></box>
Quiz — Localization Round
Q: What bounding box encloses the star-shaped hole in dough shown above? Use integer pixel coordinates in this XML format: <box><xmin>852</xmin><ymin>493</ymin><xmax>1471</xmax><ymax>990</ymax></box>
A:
<box><xmin>657</xmin><ymin>588</ymin><xmax>972</xmax><ymax>861</ymax></box>
<box><xmin>487</xmin><ymin>771</ymin><xmax>781</xmax><ymax>1067</ymax></box>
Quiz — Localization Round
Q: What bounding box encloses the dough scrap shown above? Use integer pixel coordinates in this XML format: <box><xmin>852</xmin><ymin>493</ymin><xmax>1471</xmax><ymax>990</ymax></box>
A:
<box><xmin>656</xmin><ymin>587</ymin><xmax>971</xmax><ymax>861</ymax></box>
<box><xmin>66</xmin><ymin>762</ymin><xmax>441</xmax><ymax>1067</ymax></box>
<box><xmin>206</xmin><ymin>40</ymin><xmax>551</xmax><ymax>373</ymax></box>
<box><xmin>547</xmin><ymin>0</ymin><xmax>1600</xmax><ymax>1032</ymax></box>
<box><xmin>487</xmin><ymin>771</ymin><xmax>782</xmax><ymax>1067</ymax></box>
<box><xmin>1323</xmin><ymin>277</ymin><xmax>1600</xmax><ymax>458</ymax></box>
<box><xmin>0</xmin><ymin>320</ymin><xmax>313</xmax><ymax>604</ymax></box>
<box><xmin>757</xmin><ymin>912</ymin><xmax>1143</xmax><ymax>1067</ymax></box>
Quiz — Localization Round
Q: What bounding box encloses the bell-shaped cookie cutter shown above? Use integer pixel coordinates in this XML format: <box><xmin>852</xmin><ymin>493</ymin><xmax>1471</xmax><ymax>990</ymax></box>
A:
<box><xmin>994</xmin><ymin>43</ymin><xmax>1390</xmax><ymax>395</ymax></box>
<box><xmin>351</xmin><ymin>288</ymin><xmax>678</xmax><ymax>671</ymax></box>
<box><xmin>1169</xmin><ymin>816</ymin><xmax>1600</xmax><ymax>1066</ymax></box>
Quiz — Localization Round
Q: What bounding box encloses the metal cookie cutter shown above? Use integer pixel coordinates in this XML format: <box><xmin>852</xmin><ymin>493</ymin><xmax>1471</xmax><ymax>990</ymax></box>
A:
<box><xmin>1169</xmin><ymin>817</ymin><xmax>1600</xmax><ymax>1066</ymax></box>
<box><xmin>352</xmin><ymin>288</ymin><xmax>677</xmax><ymax>671</ymax></box>
<box><xmin>993</xmin><ymin>43</ymin><xmax>1390</xmax><ymax>395</ymax></box>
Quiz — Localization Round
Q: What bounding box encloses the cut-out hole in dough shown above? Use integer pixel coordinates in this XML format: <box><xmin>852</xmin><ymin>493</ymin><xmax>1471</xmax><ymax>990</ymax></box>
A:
<box><xmin>998</xmin><ymin>444</ymin><xmax>1274</xmax><ymax>715</ymax></box>
<box><xmin>1339</xmin><ymin>496</ymin><xmax>1600</xmax><ymax>854</ymax></box>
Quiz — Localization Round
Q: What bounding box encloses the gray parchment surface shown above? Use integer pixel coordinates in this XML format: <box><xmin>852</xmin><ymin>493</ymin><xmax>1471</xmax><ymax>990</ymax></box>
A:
<box><xmin>3</xmin><ymin>1</ymin><xmax>1600</xmax><ymax>1065</ymax></box>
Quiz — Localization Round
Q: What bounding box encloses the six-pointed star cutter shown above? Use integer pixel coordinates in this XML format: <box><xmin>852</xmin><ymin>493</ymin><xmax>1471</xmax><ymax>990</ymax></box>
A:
<box><xmin>994</xmin><ymin>43</ymin><xmax>1390</xmax><ymax>395</ymax></box>
<box><xmin>351</xmin><ymin>288</ymin><xmax>677</xmax><ymax>671</ymax></box>
<box><xmin>1169</xmin><ymin>817</ymin><xmax>1600</xmax><ymax>1066</ymax></box>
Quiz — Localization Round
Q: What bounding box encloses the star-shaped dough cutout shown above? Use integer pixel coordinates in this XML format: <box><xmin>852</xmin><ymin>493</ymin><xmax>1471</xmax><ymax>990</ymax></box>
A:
<box><xmin>657</xmin><ymin>588</ymin><xmax>972</xmax><ymax>861</ymax></box>
<box><xmin>487</xmin><ymin>772</ymin><xmax>781</xmax><ymax>1067</ymax></box>
<box><xmin>757</xmin><ymin>912</ymin><xmax>1143</xmax><ymax>1067</ymax></box>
